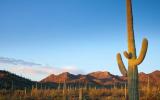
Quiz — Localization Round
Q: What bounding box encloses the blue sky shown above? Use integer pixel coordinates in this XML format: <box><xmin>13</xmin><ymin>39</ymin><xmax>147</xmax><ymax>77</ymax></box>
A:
<box><xmin>0</xmin><ymin>0</ymin><xmax>160</xmax><ymax>81</ymax></box>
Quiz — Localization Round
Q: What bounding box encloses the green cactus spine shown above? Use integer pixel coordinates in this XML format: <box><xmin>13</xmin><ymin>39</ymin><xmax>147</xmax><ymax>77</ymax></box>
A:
<box><xmin>116</xmin><ymin>0</ymin><xmax>148</xmax><ymax>100</ymax></box>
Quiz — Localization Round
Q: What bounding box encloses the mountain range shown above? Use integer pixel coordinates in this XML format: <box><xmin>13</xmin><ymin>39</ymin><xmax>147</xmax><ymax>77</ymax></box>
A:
<box><xmin>41</xmin><ymin>71</ymin><xmax>126</xmax><ymax>86</ymax></box>
<box><xmin>0</xmin><ymin>70</ymin><xmax>160</xmax><ymax>89</ymax></box>
<box><xmin>41</xmin><ymin>70</ymin><xmax>160</xmax><ymax>87</ymax></box>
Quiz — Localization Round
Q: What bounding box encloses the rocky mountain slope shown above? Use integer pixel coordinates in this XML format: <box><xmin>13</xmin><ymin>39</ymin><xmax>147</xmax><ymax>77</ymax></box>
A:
<box><xmin>41</xmin><ymin>70</ymin><xmax>160</xmax><ymax>87</ymax></box>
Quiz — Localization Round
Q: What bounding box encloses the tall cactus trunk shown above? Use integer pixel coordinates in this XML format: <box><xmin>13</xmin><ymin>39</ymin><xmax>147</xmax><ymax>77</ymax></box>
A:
<box><xmin>128</xmin><ymin>65</ymin><xmax>139</xmax><ymax>100</ymax></box>
<box><xmin>127</xmin><ymin>0</ymin><xmax>138</xmax><ymax>99</ymax></box>
<box><xmin>116</xmin><ymin>0</ymin><xmax>148</xmax><ymax>100</ymax></box>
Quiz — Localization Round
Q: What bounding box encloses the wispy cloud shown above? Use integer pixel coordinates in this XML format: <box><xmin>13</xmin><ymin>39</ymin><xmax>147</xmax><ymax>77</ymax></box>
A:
<box><xmin>0</xmin><ymin>57</ymin><xmax>41</xmax><ymax>66</ymax></box>
<box><xmin>0</xmin><ymin>57</ymin><xmax>83</xmax><ymax>81</ymax></box>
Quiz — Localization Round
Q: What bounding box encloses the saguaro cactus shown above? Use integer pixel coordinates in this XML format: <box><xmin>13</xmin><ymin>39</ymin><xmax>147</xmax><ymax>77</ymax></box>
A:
<box><xmin>116</xmin><ymin>0</ymin><xmax>148</xmax><ymax>100</ymax></box>
<box><xmin>146</xmin><ymin>75</ymin><xmax>150</xmax><ymax>99</ymax></box>
<box><xmin>79</xmin><ymin>88</ymin><xmax>83</xmax><ymax>100</ymax></box>
<box><xmin>124</xmin><ymin>82</ymin><xmax>127</xmax><ymax>99</ymax></box>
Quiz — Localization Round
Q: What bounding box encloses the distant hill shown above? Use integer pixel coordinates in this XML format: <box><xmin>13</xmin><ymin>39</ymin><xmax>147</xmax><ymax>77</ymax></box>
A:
<box><xmin>0</xmin><ymin>70</ymin><xmax>37</xmax><ymax>89</ymax></box>
<box><xmin>139</xmin><ymin>70</ymin><xmax>160</xmax><ymax>86</ymax></box>
<box><xmin>0</xmin><ymin>70</ymin><xmax>57</xmax><ymax>89</ymax></box>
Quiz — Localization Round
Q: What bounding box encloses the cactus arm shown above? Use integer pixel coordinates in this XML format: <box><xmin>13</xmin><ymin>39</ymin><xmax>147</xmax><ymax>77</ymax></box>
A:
<box><xmin>117</xmin><ymin>53</ymin><xmax>128</xmax><ymax>76</ymax></box>
<box><xmin>123</xmin><ymin>51</ymin><xmax>130</xmax><ymax>59</ymax></box>
<box><xmin>123</xmin><ymin>51</ymin><xmax>132</xmax><ymax>59</ymax></box>
<box><xmin>134</xmin><ymin>38</ymin><xmax>148</xmax><ymax>65</ymax></box>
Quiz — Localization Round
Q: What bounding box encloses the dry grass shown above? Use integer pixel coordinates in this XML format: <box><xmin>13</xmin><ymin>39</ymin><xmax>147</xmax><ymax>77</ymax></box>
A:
<box><xmin>0</xmin><ymin>86</ymin><xmax>160</xmax><ymax>100</ymax></box>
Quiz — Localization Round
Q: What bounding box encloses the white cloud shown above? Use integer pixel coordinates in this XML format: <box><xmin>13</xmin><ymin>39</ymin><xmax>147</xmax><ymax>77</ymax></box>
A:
<box><xmin>0</xmin><ymin>57</ymin><xmax>83</xmax><ymax>81</ymax></box>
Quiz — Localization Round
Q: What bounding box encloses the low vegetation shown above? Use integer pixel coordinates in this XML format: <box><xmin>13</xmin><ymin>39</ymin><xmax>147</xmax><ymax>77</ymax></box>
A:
<box><xmin>0</xmin><ymin>84</ymin><xmax>160</xmax><ymax>100</ymax></box>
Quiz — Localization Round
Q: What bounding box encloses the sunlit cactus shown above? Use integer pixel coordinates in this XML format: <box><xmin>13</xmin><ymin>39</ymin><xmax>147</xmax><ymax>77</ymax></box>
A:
<box><xmin>146</xmin><ymin>75</ymin><xmax>150</xmax><ymax>99</ymax></box>
<box><xmin>79</xmin><ymin>88</ymin><xmax>83</xmax><ymax>100</ymax></box>
<box><xmin>24</xmin><ymin>87</ymin><xmax>27</xmax><ymax>96</ymax></box>
<box><xmin>58</xmin><ymin>81</ymin><xmax>61</xmax><ymax>90</ymax></box>
<box><xmin>124</xmin><ymin>82</ymin><xmax>127</xmax><ymax>100</ymax></box>
<box><xmin>116</xmin><ymin>0</ymin><xmax>148</xmax><ymax>100</ymax></box>
<box><xmin>62</xmin><ymin>81</ymin><xmax>68</xmax><ymax>100</ymax></box>
<box><xmin>31</xmin><ymin>85</ymin><xmax>34</xmax><ymax>96</ymax></box>
<box><xmin>35</xmin><ymin>83</ymin><xmax>38</xmax><ymax>90</ymax></box>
